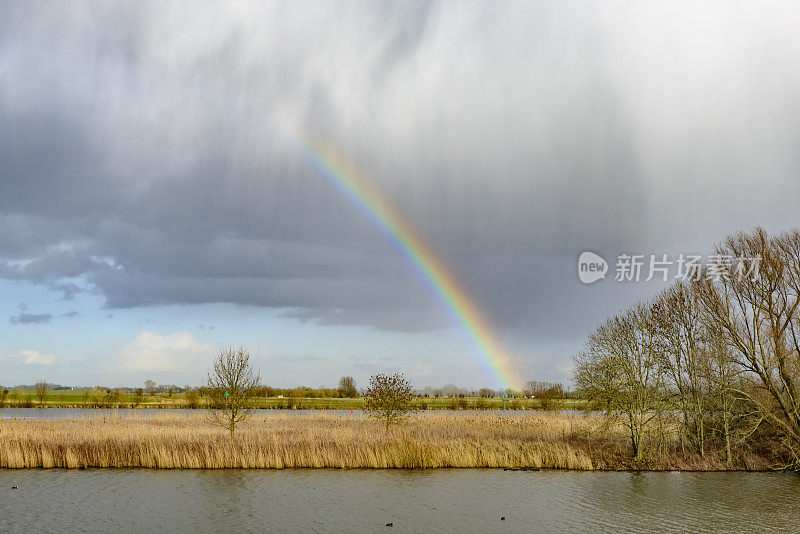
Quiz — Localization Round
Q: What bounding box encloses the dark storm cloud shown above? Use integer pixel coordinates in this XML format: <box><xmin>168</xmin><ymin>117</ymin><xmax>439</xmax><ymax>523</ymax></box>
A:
<box><xmin>2</xmin><ymin>1</ymin><xmax>800</xmax><ymax>341</ymax></box>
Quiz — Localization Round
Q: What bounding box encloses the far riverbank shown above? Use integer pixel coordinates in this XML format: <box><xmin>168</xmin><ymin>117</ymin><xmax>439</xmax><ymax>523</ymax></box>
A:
<box><xmin>0</xmin><ymin>391</ymin><xmax>586</xmax><ymax>411</ymax></box>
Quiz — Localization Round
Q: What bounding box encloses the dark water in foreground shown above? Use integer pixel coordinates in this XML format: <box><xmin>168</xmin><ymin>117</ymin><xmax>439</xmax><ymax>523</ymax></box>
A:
<box><xmin>1</xmin><ymin>469</ymin><xmax>797</xmax><ymax>533</ymax></box>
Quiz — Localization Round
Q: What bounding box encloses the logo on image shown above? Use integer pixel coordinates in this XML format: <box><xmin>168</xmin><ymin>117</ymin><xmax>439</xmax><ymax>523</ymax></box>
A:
<box><xmin>578</xmin><ymin>251</ymin><xmax>608</xmax><ymax>284</ymax></box>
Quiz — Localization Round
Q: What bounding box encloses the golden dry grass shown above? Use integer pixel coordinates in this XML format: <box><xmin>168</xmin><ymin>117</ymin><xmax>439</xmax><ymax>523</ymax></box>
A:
<box><xmin>0</xmin><ymin>412</ymin><xmax>595</xmax><ymax>470</ymax></box>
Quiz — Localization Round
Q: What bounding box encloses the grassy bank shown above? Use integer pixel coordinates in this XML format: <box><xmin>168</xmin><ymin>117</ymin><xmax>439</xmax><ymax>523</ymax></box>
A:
<box><xmin>0</xmin><ymin>390</ymin><xmax>587</xmax><ymax>411</ymax></box>
<box><xmin>0</xmin><ymin>412</ymin><xmax>775</xmax><ymax>470</ymax></box>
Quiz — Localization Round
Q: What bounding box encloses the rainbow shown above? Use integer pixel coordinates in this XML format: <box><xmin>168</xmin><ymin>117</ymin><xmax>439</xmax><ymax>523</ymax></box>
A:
<box><xmin>300</xmin><ymin>136</ymin><xmax>521</xmax><ymax>390</ymax></box>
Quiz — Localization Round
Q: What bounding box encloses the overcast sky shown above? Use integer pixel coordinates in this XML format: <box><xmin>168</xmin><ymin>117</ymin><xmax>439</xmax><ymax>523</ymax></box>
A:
<box><xmin>2</xmin><ymin>1</ymin><xmax>800</xmax><ymax>389</ymax></box>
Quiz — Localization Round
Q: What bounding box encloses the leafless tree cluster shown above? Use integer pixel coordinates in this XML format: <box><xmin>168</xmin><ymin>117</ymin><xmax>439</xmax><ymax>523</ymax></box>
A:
<box><xmin>524</xmin><ymin>381</ymin><xmax>565</xmax><ymax>410</ymax></box>
<box><xmin>524</xmin><ymin>381</ymin><xmax>564</xmax><ymax>397</ymax></box>
<box><xmin>34</xmin><ymin>380</ymin><xmax>48</xmax><ymax>405</ymax></box>
<box><xmin>575</xmin><ymin>227</ymin><xmax>800</xmax><ymax>468</ymax></box>
<box><xmin>337</xmin><ymin>376</ymin><xmax>358</xmax><ymax>398</ymax></box>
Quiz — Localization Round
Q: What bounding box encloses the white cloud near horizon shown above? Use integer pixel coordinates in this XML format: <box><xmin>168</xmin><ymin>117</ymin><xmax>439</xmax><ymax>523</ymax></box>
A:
<box><xmin>0</xmin><ymin>349</ymin><xmax>56</xmax><ymax>366</ymax></box>
<box><xmin>112</xmin><ymin>331</ymin><xmax>217</xmax><ymax>380</ymax></box>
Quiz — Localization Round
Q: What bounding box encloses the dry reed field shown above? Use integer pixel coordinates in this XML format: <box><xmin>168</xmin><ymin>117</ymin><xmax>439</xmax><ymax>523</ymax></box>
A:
<box><xmin>0</xmin><ymin>412</ymin><xmax>775</xmax><ymax>470</ymax></box>
<box><xmin>0</xmin><ymin>412</ymin><xmax>596</xmax><ymax>470</ymax></box>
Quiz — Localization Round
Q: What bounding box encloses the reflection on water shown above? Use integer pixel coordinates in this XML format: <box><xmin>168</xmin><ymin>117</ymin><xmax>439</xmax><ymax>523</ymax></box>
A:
<box><xmin>1</xmin><ymin>469</ymin><xmax>797</xmax><ymax>533</ymax></box>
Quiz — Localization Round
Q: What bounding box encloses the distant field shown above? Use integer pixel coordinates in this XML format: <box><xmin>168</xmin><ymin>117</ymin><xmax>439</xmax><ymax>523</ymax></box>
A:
<box><xmin>0</xmin><ymin>390</ymin><xmax>586</xmax><ymax>411</ymax></box>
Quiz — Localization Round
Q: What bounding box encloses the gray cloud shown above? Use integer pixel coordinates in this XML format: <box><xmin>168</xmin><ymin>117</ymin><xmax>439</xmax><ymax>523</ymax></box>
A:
<box><xmin>7</xmin><ymin>307</ymin><xmax>76</xmax><ymax>324</ymax></box>
<box><xmin>9</xmin><ymin>313</ymin><xmax>53</xmax><ymax>325</ymax></box>
<box><xmin>1</xmin><ymin>1</ymin><xmax>800</xmax><ymax>347</ymax></box>
<box><xmin>274</xmin><ymin>353</ymin><xmax>327</xmax><ymax>363</ymax></box>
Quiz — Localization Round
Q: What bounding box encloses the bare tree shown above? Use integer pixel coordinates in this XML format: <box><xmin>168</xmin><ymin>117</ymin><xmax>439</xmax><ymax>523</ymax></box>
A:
<box><xmin>204</xmin><ymin>346</ymin><xmax>262</xmax><ymax>438</ymax></box>
<box><xmin>573</xmin><ymin>303</ymin><xmax>668</xmax><ymax>459</ymax></box>
<box><xmin>337</xmin><ymin>376</ymin><xmax>358</xmax><ymax>398</ymax></box>
<box><xmin>364</xmin><ymin>373</ymin><xmax>415</xmax><ymax>430</ymax></box>
<box><xmin>144</xmin><ymin>380</ymin><xmax>157</xmax><ymax>396</ymax></box>
<box><xmin>652</xmin><ymin>282</ymin><xmax>711</xmax><ymax>456</ymax></box>
<box><xmin>704</xmin><ymin>329</ymin><xmax>739</xmax><ymax>465</ymax></box>
<box><xmin>695</xmin><ymin>227</ymin><xmax>800</xmax><ymax>466</ymax></box>
<box><xmin>34</xmin><ymin>380</ymin><xmax>48</xmax><ymax>406</ymax></box>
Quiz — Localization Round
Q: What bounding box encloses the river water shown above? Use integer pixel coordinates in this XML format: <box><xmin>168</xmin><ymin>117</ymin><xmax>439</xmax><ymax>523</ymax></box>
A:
<box><xmin>1</xmin><ymin>469</ymin><xmax>797</xmax><ymax>533</ymax></box>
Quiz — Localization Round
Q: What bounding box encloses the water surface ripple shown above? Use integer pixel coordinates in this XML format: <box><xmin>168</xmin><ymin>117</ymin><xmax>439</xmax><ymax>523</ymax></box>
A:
<box><xmin>1</xmin><ymin>469</ymin><xmax>797</xmax><ymax>533</ymax></box>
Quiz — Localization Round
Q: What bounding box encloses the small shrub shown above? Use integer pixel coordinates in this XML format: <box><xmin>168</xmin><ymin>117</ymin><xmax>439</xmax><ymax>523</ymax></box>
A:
<box><xmin>103</xmin><ymin>389</ymin><xmax>120</xmax><ymax>406</ymax></box>
<box><xmin>94</xmin><ymin>395</ymin><xmax>107</xmax><ymax>409</ymax></box>
<box><xmin>132</xmin><ymin>388</ymin><xmax>144</xmax><ymax>408</ymax></box>
<box><xmin>537</xmin><ymin>388</ymin><xmax>563</xmax><ymax>411</ymax></box>
<box><xmin>448</xmin><ymin>398</ymin><xmax>469</xmax><ymax>410</ymax></box>
<box><xmin>186</xmin><ymin>390</ymin><xmax>200</xmax><ymax>409</ymax></box>
<box><xmin>20</xmin><ymin>394</ymin><xmax>34</xmax><ymax>408</ymax></box>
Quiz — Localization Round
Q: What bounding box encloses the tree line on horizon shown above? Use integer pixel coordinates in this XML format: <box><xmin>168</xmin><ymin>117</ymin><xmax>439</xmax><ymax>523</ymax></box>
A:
<box><xmin>0</xmin><ymin>379</ymin><xmax>571</xmax><ymax>402</ymax></box>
